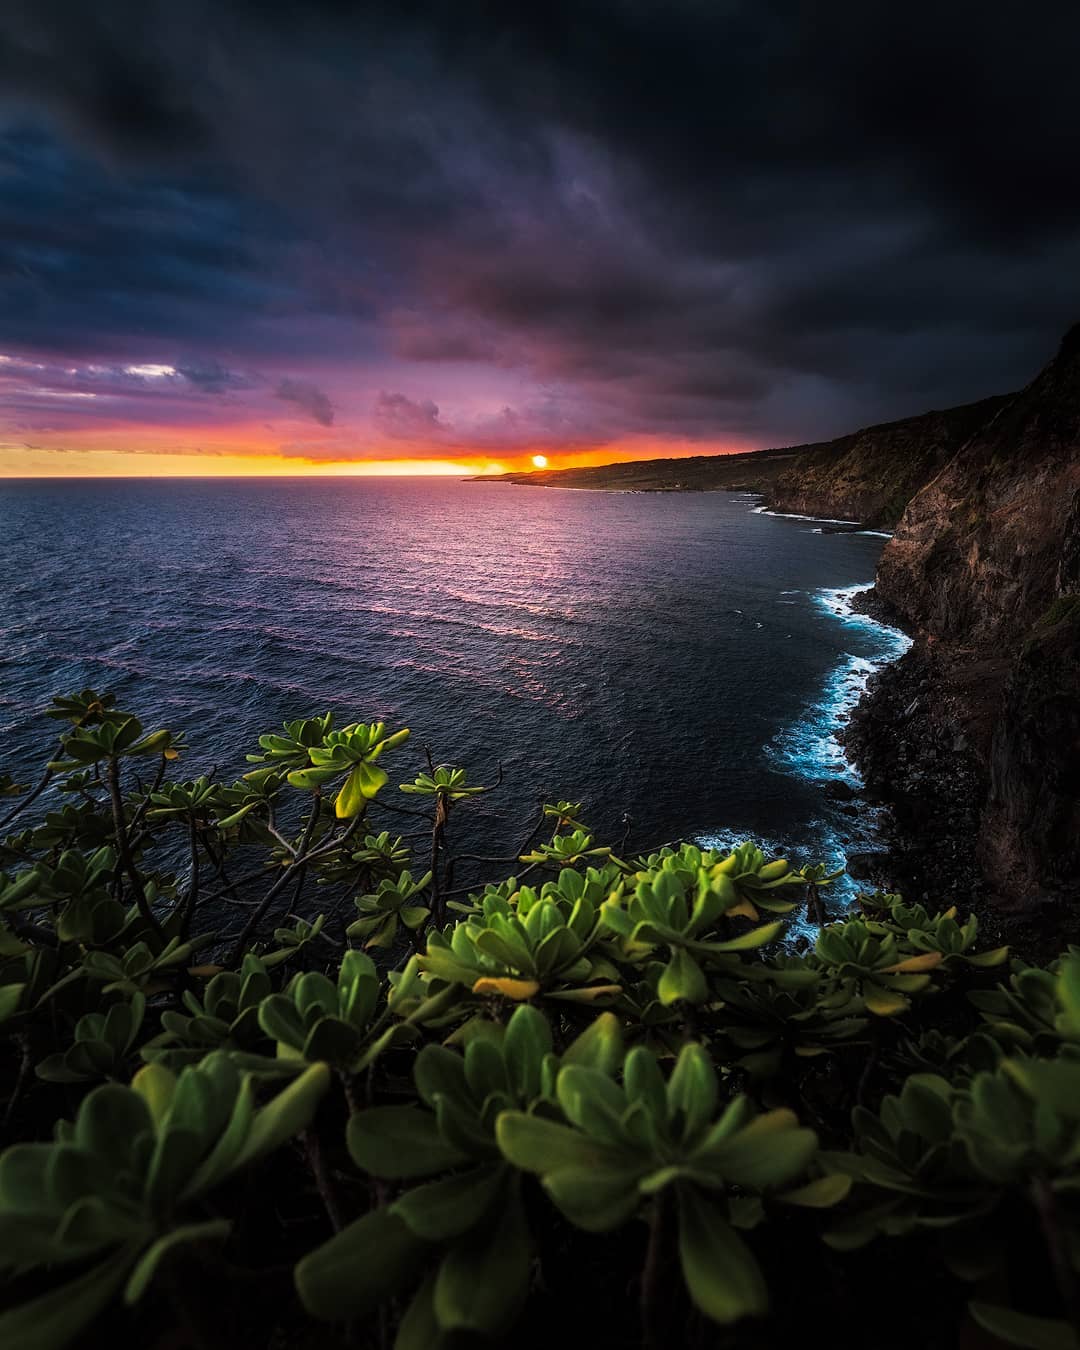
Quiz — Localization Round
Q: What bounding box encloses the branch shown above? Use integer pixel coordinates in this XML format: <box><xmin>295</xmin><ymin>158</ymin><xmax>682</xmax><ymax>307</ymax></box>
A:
<box><xmin>127</xmin><ymin>753</ymin><xmax>169</xmax><ymax>836</ymax></box>
<box><xmin>227</xmin><ymin>809</ymin><xmax>361</xmax><ymax>960</ymax></box>
<box><xmin>179</xmin><ymin>813</ymin><xmax>201</xmax><ymax>942</ymax></box>
<box><xmin>0</xmin><ymin>764</ymin><xmax>54</xmax><ymax>832</ymax></box>
<box><xmin>107</xmin><ymin>756</ymin><xmax>163</xmax><ymax>939</ymax></box>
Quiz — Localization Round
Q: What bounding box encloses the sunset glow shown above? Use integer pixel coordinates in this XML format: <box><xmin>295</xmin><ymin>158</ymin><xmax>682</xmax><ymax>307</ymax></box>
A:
<box><xmin>4</xmin><ymin>8</ymin><xmax>1071</xmax><ymax>483</ymax></box>
<box><xmin>0</xmin><ymin>343</ymin><xmax>755</xmax><ymax>477</ymax></box>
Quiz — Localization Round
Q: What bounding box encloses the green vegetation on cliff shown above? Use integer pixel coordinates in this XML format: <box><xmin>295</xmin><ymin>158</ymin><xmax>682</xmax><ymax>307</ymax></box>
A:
<box><xmin>4</xmin><ymin>691</ymin><xmax>1080</xmax><ymax>1349</ymax></box>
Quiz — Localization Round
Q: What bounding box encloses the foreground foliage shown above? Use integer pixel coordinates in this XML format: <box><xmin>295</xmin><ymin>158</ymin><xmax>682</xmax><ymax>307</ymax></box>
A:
<box><xmin>0</xmin><ymin>691</ymin><xmax>1076</xmax><ymax>1349</ymax></box>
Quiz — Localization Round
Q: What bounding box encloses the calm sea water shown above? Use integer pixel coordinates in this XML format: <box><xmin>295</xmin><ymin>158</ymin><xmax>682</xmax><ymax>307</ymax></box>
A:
<box><xmin>0</xmin><ymin>478</ymin><xmax>908</xmax><ymax>898</ymax></box>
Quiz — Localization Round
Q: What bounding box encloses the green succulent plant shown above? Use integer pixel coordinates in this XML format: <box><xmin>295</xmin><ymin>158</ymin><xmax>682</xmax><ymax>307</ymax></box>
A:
<box><xmin>286</xmin><ymin>722</ymin><xmax>410</xmax><ymax>818</ymax></box>
<box><xmin>886</xmin><ymin>1027</ymin><xmax>1002</xmax><ymax>1082</ymax></box>
<box><xmin>21</xmin><ymin>803</ymin><xmax>114</xmax><ymax>851</ymax></box>
<box><xmin>144</xmin><ymin>776</ymin><xmax>219</xmax><ymax>823</ymax></box>
<box><xmin>347</xmin><ymin>829</ymin><xmax>412</xmax><ymax>878</ymax></box>
<box><xmin>711</xmin><ymin>968</ymin><xmax>867</xmax><ymax>1078</ymax></box>
<box><xmin>600</xmin><ymin>850</ymin><xmax>787</xmax><ymax>1006</ymax></box>
<box><xmin>211</xmin><ymin>767</ymin><xmax>287</xmax><ymax>832</ymax></box>
<box><xmin>0</xmin><ymin>1053</ymin><xmax>329</xmax><ymax>1350</ymax></box>
<box><xmin>0</xmin><ymin>867</ymin><xmax>43</xmax><ymax>914</ymax></box>
<box><xmin>257</xmin><ymin>913</ymin><xmax>330</xmax><ymax>969</ymax></box>
<box><xmin>861</xmin><ymin>894</ymin><xmax>1009</xmax><ymax>968</ymax></box>
<box><xmin>629</xmin><ymin>842</ymin><xmax>833</xmax><ymax>921</ymax></box>
<box><xmin>11</xmin><ymin>685</ymin><xmax>1080</xmax><ymax>1350</ymax></box>
<box><xmin>497</xmin><ymin>1041</ymin><xmax>848</xmax><ymax>1325</ymax></box>
<box><xmin>418</xmin><ymin>875</ymin><xmax>621</xmax><ymax>1005</ymax></box>
<box><xmin>44</xmin><ymin>689</ymin><xmax>118</xmax><ymax>726</ymax></box>
<box><xmin>81</xmin><ymin>932</ymin><xmax>213</xmax><ymax>996</ymax></box>
<box><xmin>542</xmin><ymin>800</ymin><xmax>586</xmax><ymax>826</ymax></box>
<box><xmin>48</xmin><ymin>715</ymin><xmax>180</xmax><ymax>773</ymax></box>
<box><xmin>520</xmin><ymin>827</ymin><xmax>612</xmax><ymax>868</ymax></box>
<box><xmin>829</xmin><ymin>1059</ymin><xmax>1080</xmax><ymax>1309</ymax></box>
<box><xmin>347</xmin><ymin>867</ymin><xmax>433</xmax><ymax>948</ymax></box>
<box><xmin>400</xmin><ymin>765</ymin><xmax>488</xmax><ymax>801</ymax></box>
<box><xmin>257</xmin><ymin>948</ymin><xmax>410</xmax><ymax>1070</ymax></box>
<box><xmin>812</xmin><ymin>916</ymin><xmax>945</xmax><ymax>1016</ymax></box>
<box><xmin>140</xmin><ymin>955</ymin><xmax>276</xmax><ymax>1071</ymax></box>
<box><xmin>296</xmin><ymin>1006</ymin><xmax>622</xmax><ymax>1341</ymax></box>
<box><xmin>971</xmin><ymin>952</ymin><xmax>1080</xmax><ymax>1055</ymax></box>
<box><xmin>244</xmin><ymin>713</ymin><xmax>336</xmax><ymax>771</ymax></box>
<box><xmin>35</xmin><ymin>992</ymin><xmax>146</xmax><ymax>1083</ymax></box>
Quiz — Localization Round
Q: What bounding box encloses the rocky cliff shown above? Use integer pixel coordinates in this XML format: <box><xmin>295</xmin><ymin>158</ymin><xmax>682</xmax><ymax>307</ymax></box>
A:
<box><xmin>766</xmin><ymin>395</ymin><xmax>1010</xmax><ymax>527</ymax></box>
<box><xmin>859</xmin><ymin>327</ymin><xmax>1080</xmax><ymax>912</ymax></box>
<box><xmin>490</xmin><ymin>396</ymin><xmax>1010</xmax><ymax>528</ymax></box>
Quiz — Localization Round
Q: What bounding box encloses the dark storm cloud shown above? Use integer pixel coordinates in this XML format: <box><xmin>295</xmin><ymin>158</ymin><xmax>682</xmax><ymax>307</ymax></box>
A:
<box><xmin>2</xmin><ymin>0</ymin><xmax>1080</xmax><ymax>449</ymax></box>
<box><xmin>372</xmin><ymin>391</ymin><xmax>446</xmax><ymax>440</ymax></box>
<box><xmin>176</xmin><ymin>360</ymin><xmax>253</xmax><ymax>393</ymax></box>
<box><xmin>275</xmin><ymin>377</ymin><xmax>335</xmax><ymax>426</ymax></box>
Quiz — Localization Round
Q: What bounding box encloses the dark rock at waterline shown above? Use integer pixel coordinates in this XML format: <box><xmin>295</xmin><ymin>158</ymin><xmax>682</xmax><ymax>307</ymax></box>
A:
<box><xmin>842</xmin><ymin>643</ymin><xmax>992</xmax><ymax>909</ymax></box>
<box><xmin>823</xmin><ymin>780</ymin><xmax>858</xmax><ymax>801</ymax></box>
<box><xmin>844</xmin><ymin>849</ymin><xmax>894</xmax><ymax>886</ymax></box>
<box><xmin>845</xmin><ymin>585</ymin><xmax>908</xmax><ymax>631</ymax></box>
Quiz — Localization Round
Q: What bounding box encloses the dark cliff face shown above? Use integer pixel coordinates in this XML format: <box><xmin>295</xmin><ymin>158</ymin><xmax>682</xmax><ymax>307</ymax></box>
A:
<box><xmin>872</xmin><ymin>330</ymin><xmax>1080</xmax><ymax>908</ymax></box>
<box><xmin>767</xmin><ymin>395</ymin><xmax>1010</xmax><ymax>527</ymax></box>
<box><xmin>877</xmin><ymin>336</ymin><xmax>1080</xmax><ymax>641</ymax></box>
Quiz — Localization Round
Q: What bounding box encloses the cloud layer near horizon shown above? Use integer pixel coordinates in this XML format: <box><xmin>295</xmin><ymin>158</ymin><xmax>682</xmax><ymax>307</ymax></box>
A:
<box><xmin>2</xmin><ymin>1</ymin><xmax>1080</xmax><ymax>471</ymax></box>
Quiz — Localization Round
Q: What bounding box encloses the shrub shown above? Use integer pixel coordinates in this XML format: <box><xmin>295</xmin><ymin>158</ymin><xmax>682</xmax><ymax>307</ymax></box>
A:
<box><xmin>4</xmin><ymin>689</ymin><xmax>1079</xmax><ymax>1350</ymax></box>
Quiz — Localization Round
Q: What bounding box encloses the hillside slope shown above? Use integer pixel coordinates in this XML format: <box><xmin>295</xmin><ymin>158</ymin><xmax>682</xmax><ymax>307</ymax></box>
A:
<box><xmin>481</xmin><ymin>446</ymin><xmax>798</xmax><ymax>492</ymax></box>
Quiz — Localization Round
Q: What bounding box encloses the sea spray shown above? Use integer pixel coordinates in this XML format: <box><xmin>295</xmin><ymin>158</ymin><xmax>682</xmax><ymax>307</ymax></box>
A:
<box><xmin>770</xmin><ymin>583</ymin><xmax>913</xmax><ymax>788</ymax></box>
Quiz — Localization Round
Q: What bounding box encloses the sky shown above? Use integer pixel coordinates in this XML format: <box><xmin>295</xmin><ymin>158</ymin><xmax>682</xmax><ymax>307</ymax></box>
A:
<box><xmin>2</xmin><ymin>2</ymin><xmax>1080</xmax><ymax>477</ymax></box>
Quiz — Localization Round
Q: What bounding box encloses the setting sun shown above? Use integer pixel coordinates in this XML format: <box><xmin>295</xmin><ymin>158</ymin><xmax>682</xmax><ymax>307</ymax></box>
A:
<box><xmin>531</xmin><ymin>454</ymin><xmax>549</xmax><ymax>468</ymax></box>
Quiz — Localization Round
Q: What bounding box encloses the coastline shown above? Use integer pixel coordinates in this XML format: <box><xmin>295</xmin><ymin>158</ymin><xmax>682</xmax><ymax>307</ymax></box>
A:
<box><xmin>695</xmin><ymin>503</ymin><xmax>918</xmax><ymax>921</ymax></box>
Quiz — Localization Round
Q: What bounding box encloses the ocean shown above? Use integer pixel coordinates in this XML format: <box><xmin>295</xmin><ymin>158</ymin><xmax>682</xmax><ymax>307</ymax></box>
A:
<box><xmin>0</xmin><ymin>477</ymin><xmax>909</xmax><ymax>904</ymax></box>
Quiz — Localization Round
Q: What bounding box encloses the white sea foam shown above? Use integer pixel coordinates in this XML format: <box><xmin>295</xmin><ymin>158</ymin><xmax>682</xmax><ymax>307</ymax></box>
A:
<box><xmin>751</xmin><ymin>505</ymin><xmax>864</xmax><ymax>525</ymax></box>
<box><xmin>697</xmin><ymin>584</ymin><xmax>911</xmax><ymax>929</ymax></box>
<box><xmin>771</xmin><ymin>583</ymin><xmax>912</xmax><ymax>788</ymax></box>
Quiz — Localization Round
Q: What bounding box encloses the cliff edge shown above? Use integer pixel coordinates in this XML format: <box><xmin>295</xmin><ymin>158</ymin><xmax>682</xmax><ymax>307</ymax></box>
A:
<box><xmin>858</xmin><ymin>327</ymin><xmax>1080</xmax><ymax>909</ymax></box>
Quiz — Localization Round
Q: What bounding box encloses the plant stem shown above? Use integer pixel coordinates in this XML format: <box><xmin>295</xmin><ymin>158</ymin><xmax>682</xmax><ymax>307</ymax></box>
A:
<box><xmin>0</xmin><ymin>761</ymin><xmax>56</xmax><ymax>831</ymax></box>
<box><xmin>288</xmin><ymin>788</ymin><xmax>323</xmax><ymax>910</ymax></box>
<box><xmin>228</xmin><ymin>805</ymin><xmax>358</xmax><ymax>961</ymax></box>
<box><xmin>640</xmin><ymin>1188</ymin><xmax>673</xmax><ymax>1350</ymax></box>
<box><xmin>180</xmin><ymin>812</ymin><xmax>201</xmax><ymax>941</ymax></box>
<box><xmin>107</xmin><ymin>756</ymin><xmax>163</xmax><ymax>939</ymax></box>
<box><xmin>303</xmin><ymin>1127</ymin><xmax>345</xmax><ymax>1233</ymax></box>
<box><xmin>3</xmin><ymin>1032</ymin><xmax>33</xmax><ymax>1124</ymax></box>
<box><xmin>127</xmin><ymin>752</ymin><xmax>168</xmax><ymax>836</ymax></box>
<box><xmin>1033</xmin><ymin>1175</ymin><xmax>1080</xmax><ymax>1338</ymax></box>
<box><xmin>430</xmin><ymin>815</ymin><xmax>445</xmax><ymax>925</ymax></box>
